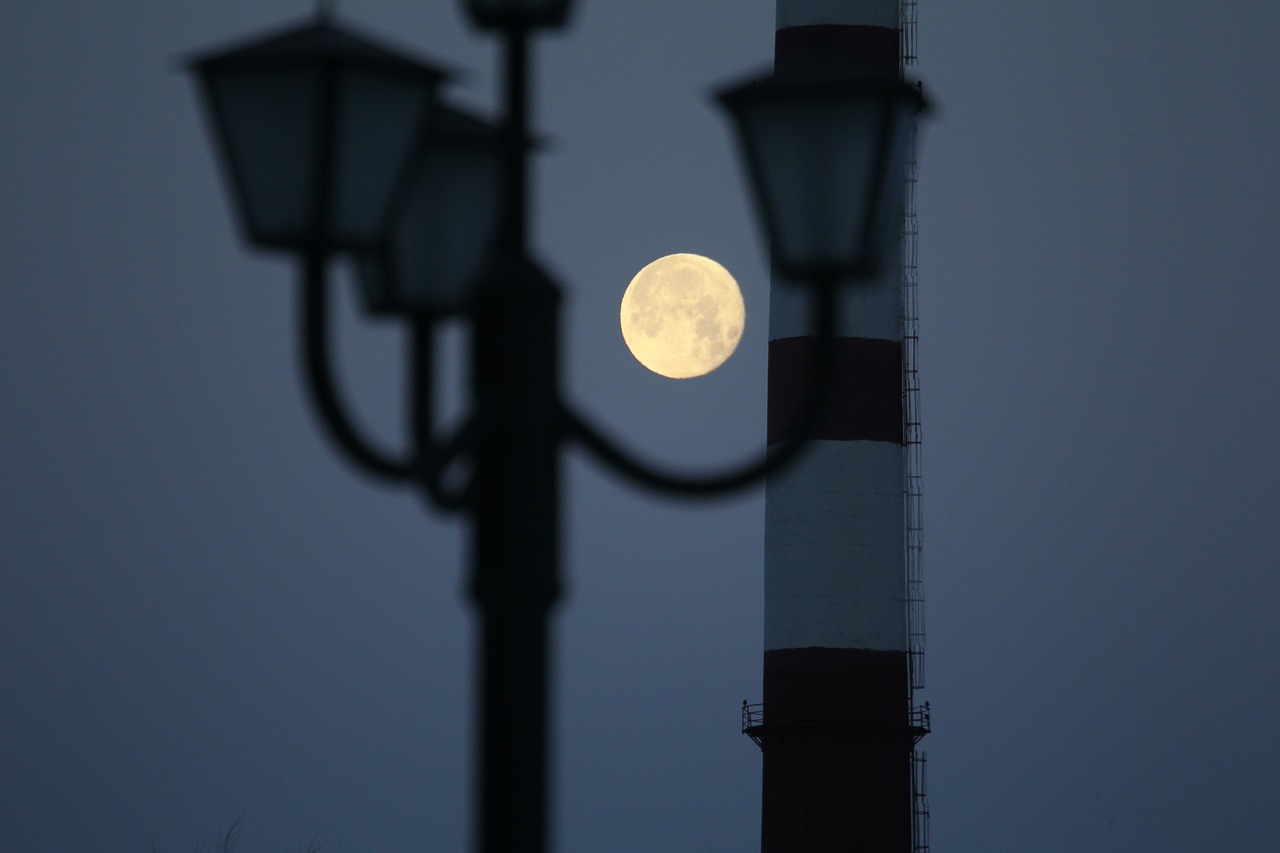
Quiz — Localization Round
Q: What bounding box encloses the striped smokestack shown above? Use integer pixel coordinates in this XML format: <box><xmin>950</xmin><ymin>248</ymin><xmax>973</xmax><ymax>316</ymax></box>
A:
<box><xmin>754</xmin><ymin>1</ymin><xmax>923</xmax><ymax>850</ymax></box>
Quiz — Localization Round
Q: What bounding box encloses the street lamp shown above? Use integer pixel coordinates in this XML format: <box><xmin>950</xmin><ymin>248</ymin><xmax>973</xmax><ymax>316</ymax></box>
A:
<box><xmin>357</xmin><ymin>103</ymin><xmax>505</xmax><ymax>318</ymax></box>
<box><xmin>190</xmin><ymin>14</ymin><xmax>450</xmax><ymax>255</ymax></box>
<box><xmin>717</xmin><ymin>72</ymin><xmax>927</xmax><ymax>284</ymax></box>
<box><xmin>188</xmin><ymin>6</ymin><xmax>927</xmax><ymax>853</ymax></box>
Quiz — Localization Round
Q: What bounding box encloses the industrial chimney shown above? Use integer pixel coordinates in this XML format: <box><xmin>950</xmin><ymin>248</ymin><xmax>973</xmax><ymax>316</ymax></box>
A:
<box><xmin>744</xmin><ymin>1</ymin><xmax>928</xmax><ymax>850</ymax></box>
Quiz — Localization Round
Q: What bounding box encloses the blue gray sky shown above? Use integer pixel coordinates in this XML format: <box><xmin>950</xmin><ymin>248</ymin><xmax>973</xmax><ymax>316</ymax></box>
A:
<box><xmin>3</xmin><ymin>1</ymin><xmax>1280</xmax><ymax>851</ymax></box>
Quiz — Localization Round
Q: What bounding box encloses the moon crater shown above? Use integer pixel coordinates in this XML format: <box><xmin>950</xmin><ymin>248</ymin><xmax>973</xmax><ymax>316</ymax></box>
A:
<box><xmin>620</xmin><ymin>253</ymin><xmax>745</xmax><ymax>379</ymax></box>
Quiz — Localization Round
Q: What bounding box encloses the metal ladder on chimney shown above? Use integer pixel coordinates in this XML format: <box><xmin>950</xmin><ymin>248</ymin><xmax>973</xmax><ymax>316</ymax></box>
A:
<box><xmin>901</xmin><ymin>2</ymin><xmax>928</xmax><ymax>852</ymax></box>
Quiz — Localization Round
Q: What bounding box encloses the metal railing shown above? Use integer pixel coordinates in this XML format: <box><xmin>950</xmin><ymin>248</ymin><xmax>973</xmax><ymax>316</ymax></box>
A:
<box><xmin>741</xmin><ymin>701</ymin><xmax>930</xmax><ymax>740</ymax></box>
<box><xmin>741</xmin><ymin>701</ymin><xmax>765</xmax><ymax>748</ymax></box>
<box><xmin>909</xmin><ymin>701</ymin><xmax>931</xmax><ymax>741</ymax></box>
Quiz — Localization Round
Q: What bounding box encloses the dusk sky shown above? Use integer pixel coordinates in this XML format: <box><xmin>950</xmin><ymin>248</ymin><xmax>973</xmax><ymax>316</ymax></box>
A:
<box><xmin>4</xmin><ymin>1</ymin><xmax>1280</xmax><ymax>851</ymax></box>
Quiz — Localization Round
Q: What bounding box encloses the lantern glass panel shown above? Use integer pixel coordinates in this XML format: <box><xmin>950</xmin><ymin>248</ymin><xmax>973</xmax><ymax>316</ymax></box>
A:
<box><xmin>359</xmin><ymin>118</ymin><xmax>502</xmax><ymax>315</ymax></box>
<box><xmin>739</xmin><ymin>94</ymin><xmax>885</xmax><ymax>277</ymax></box>
<box><xmin>329</xmin><ymin>69</ymin><xmax>438</xmax><ymax>249</ymax></box>
<box><xmin>204</xmin><ymin>66</ymin><xmax>321</xmax><ymax>247</ymax></box>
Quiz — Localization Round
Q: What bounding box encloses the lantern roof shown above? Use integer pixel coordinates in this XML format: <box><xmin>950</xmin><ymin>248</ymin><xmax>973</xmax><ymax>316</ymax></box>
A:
<box><xmin>464</xmin><ymin>0</ymin><xmax>574</xmax><ymax>32</ymax></box>
<box><xmin>188</xmin><ymin>15</ymin><xmax>452</xmax><ymax>83</ymax></box>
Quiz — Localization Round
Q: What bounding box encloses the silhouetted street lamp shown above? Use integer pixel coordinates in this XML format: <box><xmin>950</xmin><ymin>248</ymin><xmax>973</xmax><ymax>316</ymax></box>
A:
<box><xmin>189</xmin><ymin>5</ymin><xmax>927</xmax><ymax>852</ymax></box>
<box><xmin>717</xmin><ymin>72</ymin><xmax>925</xmax><ymax>283</ymax></box>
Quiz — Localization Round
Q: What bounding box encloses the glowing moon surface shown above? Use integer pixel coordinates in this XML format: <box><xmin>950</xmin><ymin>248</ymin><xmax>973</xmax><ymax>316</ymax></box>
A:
<box><xmin>620</xmin><ymin>253</ymin><xmax>746</xmax><ymax>379</ymax></box>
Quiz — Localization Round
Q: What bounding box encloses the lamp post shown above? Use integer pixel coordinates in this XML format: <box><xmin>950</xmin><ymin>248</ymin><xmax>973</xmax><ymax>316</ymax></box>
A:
<box><xmin>189</xmin><ymin>6</ymin><xmax>927</xmax><ymax>853</ymax></box>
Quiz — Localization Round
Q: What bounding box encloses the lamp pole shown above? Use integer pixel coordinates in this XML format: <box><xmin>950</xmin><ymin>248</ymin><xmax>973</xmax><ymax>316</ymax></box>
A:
<box><xmin>467</xmin><ymin>21</ymin><xmax>561</xmax><ymax>849</ymax></box>
<box><xmin>188</xmin><ymin>6</ymin><xmax>927</xmax><ymax>852</ymax></box>
<box><xmin>469</xmin><ymin>256</ymin><xmax>561</xmax><ymax>850</ymax></box>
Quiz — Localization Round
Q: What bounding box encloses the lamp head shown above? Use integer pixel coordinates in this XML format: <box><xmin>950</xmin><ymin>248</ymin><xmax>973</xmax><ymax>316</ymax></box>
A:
<box><xmin>358</xmin><ymin>104</ymin><xmax>505</xmax><ymax>317</ymax></box>
<box><xmin>189</xmin><ymin>15</ymin><xmax>450</xmax><ymax>255</ymax></box>
<box><xmin>717</xmin><ymin>70</ymin><xmax>929</xmax><ymax>284</ymax></box>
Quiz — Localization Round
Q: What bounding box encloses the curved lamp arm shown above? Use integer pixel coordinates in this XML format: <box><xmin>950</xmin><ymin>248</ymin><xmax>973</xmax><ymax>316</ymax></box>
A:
<box><xmin>565</xmin><ymin>280</ymin><xmax>837</xmax><ymax>498</ymax></box>
<box><xmin>407</xmin><ymin>313</ymin><xmax>474</xmax><ymax>512</ymax></box>
<box><xmin>415</xmin><ymin>419</ymin><xmax>474</xmax><ymax>512</ymax></box>
<box><xmin>302</xmin><ymin>256</ymin><xmax>476</xmax><ymax>508</ymax></box>
<box><xmin>301</xmin><ymin>252</ymin><xmax>418</xmax><ymax>482</ymax></box>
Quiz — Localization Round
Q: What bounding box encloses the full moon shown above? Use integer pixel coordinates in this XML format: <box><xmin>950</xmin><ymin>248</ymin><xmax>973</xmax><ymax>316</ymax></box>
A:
<box><xmin>619</xmin><ymin>253</ymin><xmax>746</xmax><ymax>379</ymax></box>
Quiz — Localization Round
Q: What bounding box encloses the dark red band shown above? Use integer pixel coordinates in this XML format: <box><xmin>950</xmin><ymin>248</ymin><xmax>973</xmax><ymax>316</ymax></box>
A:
<box><xmin>767</xmin><ymin>336</ymin><xmax>903</xmax><ymax>446</ymax></box>
<box><xmin>763</xmin><ymin>646</ymin><xmax>907</xmax><ymax>727</ymax></box>
<box><xmin>761</xmin><ymin>646</ymin><xmax>913</xmax><ymax>852</ymax></box>
<box><xmin>775</xmin><ymin>24</ymin><xmax>900</xmax><ymax>75</ymax></box>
